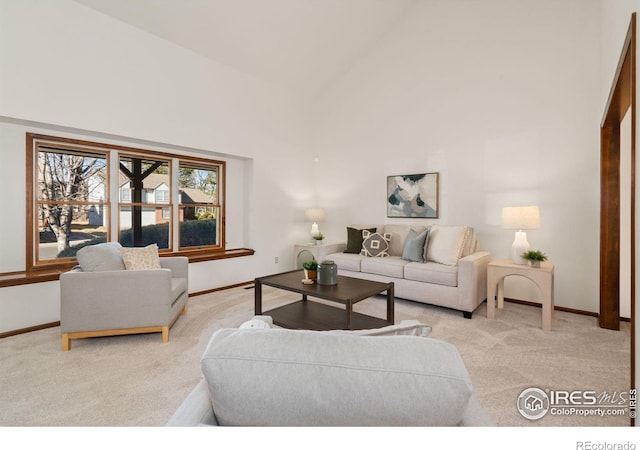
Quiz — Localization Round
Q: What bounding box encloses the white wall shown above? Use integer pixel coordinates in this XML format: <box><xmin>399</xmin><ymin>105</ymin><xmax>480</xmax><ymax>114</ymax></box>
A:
<box><xmin>309</xmin><ymin>0</ymin><xmax>602</xmax><ymax>312</ymax></box>
<box><xmin>0</xmin><ymin>0</ymin><xmax>312</xmax><ymax>333</ymax></box>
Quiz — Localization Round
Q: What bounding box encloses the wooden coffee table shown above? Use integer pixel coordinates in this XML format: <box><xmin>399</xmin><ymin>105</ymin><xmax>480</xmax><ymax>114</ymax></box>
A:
<box><xmin>254</xmin><ymin>270</ymin><xmax>394</xmax><ymax>331</ymax></box>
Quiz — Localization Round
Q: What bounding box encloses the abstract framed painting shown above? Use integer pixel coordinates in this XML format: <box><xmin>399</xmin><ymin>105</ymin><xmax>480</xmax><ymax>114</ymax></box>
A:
<box><xmin>386</xmin><ymin>173</ymin><xmax>439</xmax><ymax>218</ymax></box>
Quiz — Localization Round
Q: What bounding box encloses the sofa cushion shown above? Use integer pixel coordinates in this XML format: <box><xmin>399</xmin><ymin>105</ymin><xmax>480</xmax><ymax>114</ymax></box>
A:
<box><xmin>425</xmin><ymin>225</ymin><xmax>470</xmax><ymax>266</ymax></box>
<box><xmin>344</xmin><ymin>227</ymin><xmax>377</xmax><ymax>254</ymax></box>
<box><xmin>401</xmin><ymin>228</ymin><xmax>430</xmax><ymax>263</ymax></box>
<box><xmin>119</xmin><ymin>243</ymin><xmax>162</xmax><ymax>270</ymax></box>
<box><xmin>404</xmin><ymin>261</ymin><xmax>459</xmax><ymax>287</ymax></box>
<box><xmin>361</xmin><ymin>230</ymin><xmax>391</xmax><ymax>257</ymax></box>
<box><xmin>383</xmin><ymin>224</ymin><xmax>426</xmax><ymax>256</ymax></box>
<box><xmin>76</xmin><ymin>242</ymin><xmax>126</xmax><ymax>272</ymax></box>
<box><xmin>200</xmin><ymin>328</ymin><xmax>473</xmax><ymax>426</ymax></box>
<box><xmin>360</xmin><ymin>256</ymin><xmax>408</xmax><ymax>278</ymax></box>
<box><xmin>327</xmin><ymin>252</ymin><xmax>366</xmax><ymax>272</ymax></box>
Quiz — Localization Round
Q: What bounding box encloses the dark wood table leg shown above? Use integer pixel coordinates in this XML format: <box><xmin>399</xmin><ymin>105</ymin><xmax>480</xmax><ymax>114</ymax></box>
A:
<box><xmin>387</xmin><ymin>283</ymin><xmax>394</xmax><ymax>324</ymax></box>
<box><xmin>302</xmin><ymin>294</ymin><xmax>307</xmax><ymax>302</ymax></box>
<box><xmin>254</xmin><ymin>279</ymin><xmax>262</xmax><ymax>315</ymax></box>
<box><xmin>346</xmin><ymin>301</ymin><xmax>353</xmax><ymax>330</ymax></box>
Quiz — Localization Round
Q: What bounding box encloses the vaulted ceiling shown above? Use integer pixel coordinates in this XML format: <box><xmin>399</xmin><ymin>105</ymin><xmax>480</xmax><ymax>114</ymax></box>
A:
<box><xmin>73</xmin><ymin>0</ymin><xmax>420</xmax><ymax>97</ymax></box>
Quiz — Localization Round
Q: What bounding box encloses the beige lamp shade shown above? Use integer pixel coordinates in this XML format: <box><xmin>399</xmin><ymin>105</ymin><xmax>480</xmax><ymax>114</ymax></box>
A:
<box><xmin>501</xmin><ymin>206</ymin><xmax>540</xmax><ymax>230</ymax></box>
<box><xmin>501</xmin><ymin>206</ymin><xmax>541</xmax><ymax>264</ymax></box>
<box><xmin>304</xmin><ymin>208</ymin><xmax>325</xmax><ymax>223</ymax></box>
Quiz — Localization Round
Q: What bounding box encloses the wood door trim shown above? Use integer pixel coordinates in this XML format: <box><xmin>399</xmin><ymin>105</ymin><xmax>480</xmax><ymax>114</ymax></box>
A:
<box><xmin>599</xmin><ymin>12</ymin><xmax>636</xmax><ymax>426</ymax></box>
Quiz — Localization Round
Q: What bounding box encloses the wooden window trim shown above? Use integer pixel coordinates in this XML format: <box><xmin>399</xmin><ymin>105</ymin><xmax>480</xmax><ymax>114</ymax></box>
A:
<box><xmin>27</xmin><ymin>134</ymin><xmax>111</xmax><ymax>271</ymax></box>
<box><xmin>0</xmin><ymin>248</ymin><xmax>255</xmax><ymax>288</ymax></box>
<box><xmin>177</xmin><ymin>160</ymin><xmax>224</xmax><ymax>252</ymax></box>
<box><xmin>25</xmin><ymin>133</ymin><xmax>233</xmax><ymax>274</ymax></box>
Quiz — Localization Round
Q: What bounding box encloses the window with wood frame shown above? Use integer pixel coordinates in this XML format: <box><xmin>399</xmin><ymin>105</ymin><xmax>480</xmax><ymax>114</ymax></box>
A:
<box><xmin>27</xmin><ymin>133</ymin><xmax>226</xmax><ymax>270</ymax></box>
<box><xmin>178</xmin><ymin>162</ymin><xmax>221</xmax><ymax>250</ymax></box>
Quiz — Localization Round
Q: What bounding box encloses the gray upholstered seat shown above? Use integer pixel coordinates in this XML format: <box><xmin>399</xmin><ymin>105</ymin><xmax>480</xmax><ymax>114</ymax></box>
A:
<box><xmin>166</xmin><ymin>318</ymin><xmax>493</xmax><ymax>426</ymax></box>
<box><xmin>59</xmin><ymin>243</ymin><xmax>188</xmax><ymax>351</ymax></box>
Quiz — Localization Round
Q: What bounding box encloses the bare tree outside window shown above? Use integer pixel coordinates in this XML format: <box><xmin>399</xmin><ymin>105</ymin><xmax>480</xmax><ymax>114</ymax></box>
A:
<box><xmin>37</xmin><ymin>147</ymin><xmax>108</xmax><ymax>257</ymax></box>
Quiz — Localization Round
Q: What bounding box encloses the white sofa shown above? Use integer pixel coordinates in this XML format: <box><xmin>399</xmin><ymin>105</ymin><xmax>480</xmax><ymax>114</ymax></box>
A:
<box><xmin>166</xmin><ymin>317</ymin><xmax>493</xmax><ymax>426</ymax></box>
<box><xmin>325</xmin><ymin>224</ymin><xmax>491</xmax><ymax>318</ymax></box>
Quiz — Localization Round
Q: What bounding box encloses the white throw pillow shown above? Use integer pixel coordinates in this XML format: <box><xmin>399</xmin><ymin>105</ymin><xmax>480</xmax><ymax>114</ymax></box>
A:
<box><xmin>76</xmin><ymin>242</ymin><xmax>126</xmax><ymax>272</ymax></box>
<box><xmin>119</xmin><ymin>243</ymin><xmax>162</xmax><ymax>270</ymax></box>
<box><xmin>239</xmin><ymin>316</ymin><xmax>274</xmax><ymax>329</ymax></box>
<box><xmin>425</xmin><ymin>225</ymin><xmax>469</xmax><ymax>266</ymax></box>
<box><xmin>330</xmin><ymin>320</ymin><xmax>432</xmax><ymax>337</ymax></box>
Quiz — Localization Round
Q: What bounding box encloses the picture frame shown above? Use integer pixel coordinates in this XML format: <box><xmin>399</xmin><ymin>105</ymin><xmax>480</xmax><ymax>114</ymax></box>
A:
<box><xmin>386</xmin><ymin>172</ymin><xmax>439</xmax><ymax>218</ymax></box>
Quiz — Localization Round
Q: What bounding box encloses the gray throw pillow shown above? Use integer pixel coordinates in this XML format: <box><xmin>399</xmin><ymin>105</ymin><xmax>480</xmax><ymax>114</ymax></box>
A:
<box><xmin>401</xmin><ymin>228</ymin><xmax>429</xmax><ymax>262</ymax></box>
<box><xmin>76</xmin><ymin>242</ymin><xmax>126</xmax><ymax>272</ymax></box>
<box><xmin>344</xmin><ymin>227</ymin><xmax>376</xmax><ymax>254</ymax></box>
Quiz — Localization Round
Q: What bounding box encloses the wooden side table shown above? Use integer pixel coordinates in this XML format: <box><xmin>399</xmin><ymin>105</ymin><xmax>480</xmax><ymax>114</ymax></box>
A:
<box><xmin>486</xmin><ymin>258</ymin><xmax>555</xmax><ymax>331</ymax></box>
<box><xmin>293</xmin><ymin>242</ymin><xmax>346</xmax><ymax>269</ymax></box>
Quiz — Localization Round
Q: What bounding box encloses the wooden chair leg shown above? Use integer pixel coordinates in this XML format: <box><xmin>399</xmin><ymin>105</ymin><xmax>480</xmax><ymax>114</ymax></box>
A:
<box><xmin>161</xmin><ymin>326</ymin><xmax>169</xmax><ymax>343</ymax></box>
<box><xmin>62</xmin><ymin>334</ymin><xmax>70</xmax><ymax>351</ymax></box>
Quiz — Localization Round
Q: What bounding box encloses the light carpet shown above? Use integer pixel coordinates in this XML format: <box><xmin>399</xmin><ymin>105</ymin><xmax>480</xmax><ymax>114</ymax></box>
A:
<box><xmin>0</xmin><ymin>285</ymin><xmax>631</xmax><ymax>427</ymax></box>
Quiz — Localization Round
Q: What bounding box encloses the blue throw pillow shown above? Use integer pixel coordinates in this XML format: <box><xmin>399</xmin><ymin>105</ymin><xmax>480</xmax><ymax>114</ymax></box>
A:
<box><xmin>401</xmin><ymin>228</ymin><xmax>429</xmax><ymax>263</ymax></box>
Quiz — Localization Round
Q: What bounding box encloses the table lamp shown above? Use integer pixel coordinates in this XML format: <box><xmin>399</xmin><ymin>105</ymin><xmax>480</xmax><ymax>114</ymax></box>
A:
<box><xmin>501</xmin><ymin>206</ymin><xmax>540</xmax><ymax>264</ymax></box>
<box><xmin>304</xmin><ymin>208</ymin><xmax>325</xmax><ymax>239</ymax></box>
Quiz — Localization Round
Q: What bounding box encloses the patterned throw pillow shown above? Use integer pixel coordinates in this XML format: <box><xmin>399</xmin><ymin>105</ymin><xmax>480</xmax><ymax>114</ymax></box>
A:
<box><xmin>344</xmin><ymin>227</ymin><xmax>377</xmax><ymax>253</ymax></box>
<box><xmin>119</xmin><ymin>243</ymin><xmax>162</xmax><ymax>270</ymax></box>
<box><xmin>361</xmin><ymin>230</ymin><xmax>391</xmax><ymax>257</ymax></box>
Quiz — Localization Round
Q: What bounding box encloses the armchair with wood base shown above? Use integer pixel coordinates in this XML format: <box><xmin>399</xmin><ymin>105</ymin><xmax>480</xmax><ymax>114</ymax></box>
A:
<box><xmin>59</xmin><ymin>256</ymin><xmax>188</xmax><ymax>351</ymax></box>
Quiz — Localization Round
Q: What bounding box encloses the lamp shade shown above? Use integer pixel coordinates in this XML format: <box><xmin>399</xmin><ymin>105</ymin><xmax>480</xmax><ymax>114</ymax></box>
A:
<box><xmin>304</xmin><ymin>208</ymin><xmax>325</xmax><ymax>223</ymax></box>
<box><xmin>501</xmin><ymin>206</ymin><xmax>540</xmax><ymax>230</ymax></box>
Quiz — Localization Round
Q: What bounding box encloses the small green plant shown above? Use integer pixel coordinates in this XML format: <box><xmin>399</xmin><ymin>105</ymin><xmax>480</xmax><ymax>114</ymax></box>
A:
<box><xmin>302</xmin><ymin>260</ymin><xmax>318</xmax><ymax>270</ymax></box>
<box><xmin>312</xmin><ymin>232</ymin><xmax>324</xmax><ymax>241</ymax></box>
<box><xmin>521</xmin><ymin>250</ymin><xmax>548</xmax><ymax>262</ymax></box>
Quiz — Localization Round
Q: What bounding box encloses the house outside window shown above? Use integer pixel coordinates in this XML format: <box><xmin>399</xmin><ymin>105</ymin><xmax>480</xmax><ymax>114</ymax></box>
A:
<box><xmin>178</xmin><ymin>162</ymin><xmax>220</xmax><ymax>250</ymax></box>
<box><xmin>120</xmin><ymin>186</ymin><xmax>131</xmax><ymax>202</ymax></box>
<box><xmin>155</xmin><ymin>187</ymin><xmax>169</xmax><ymax>203</ymax></box>
<box><xmin>27</xmin><ymin>133</ymin><xmax>226</xmax><ymax>269</ymax></box>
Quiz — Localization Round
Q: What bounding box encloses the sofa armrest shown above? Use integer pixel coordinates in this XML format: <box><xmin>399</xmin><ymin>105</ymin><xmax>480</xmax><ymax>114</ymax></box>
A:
<box><xmin>160</xmin><ymin>256</ymin><xmax>189</xmax><ymax>279</ymax></box>
<box><xmin>166</xmin><ymin>379</ymin><xmax>218</xmax><ymax>426</ymax></box>
<box><xmin>322</xmin><ymin>242</ymin><xmax>347</xmax><ymax>254</ymax></box>
<box><xmin>457</xmin><ymin>251</ymin><xmax>491</xmax><ymax>310</ymax></box>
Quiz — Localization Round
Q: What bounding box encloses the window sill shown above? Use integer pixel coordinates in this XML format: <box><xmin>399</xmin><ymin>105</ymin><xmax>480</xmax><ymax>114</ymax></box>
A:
<box><xmin>0</xmin><ymin>248</ymin><xmax>255</xmax><ymax>288</ymax></box>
